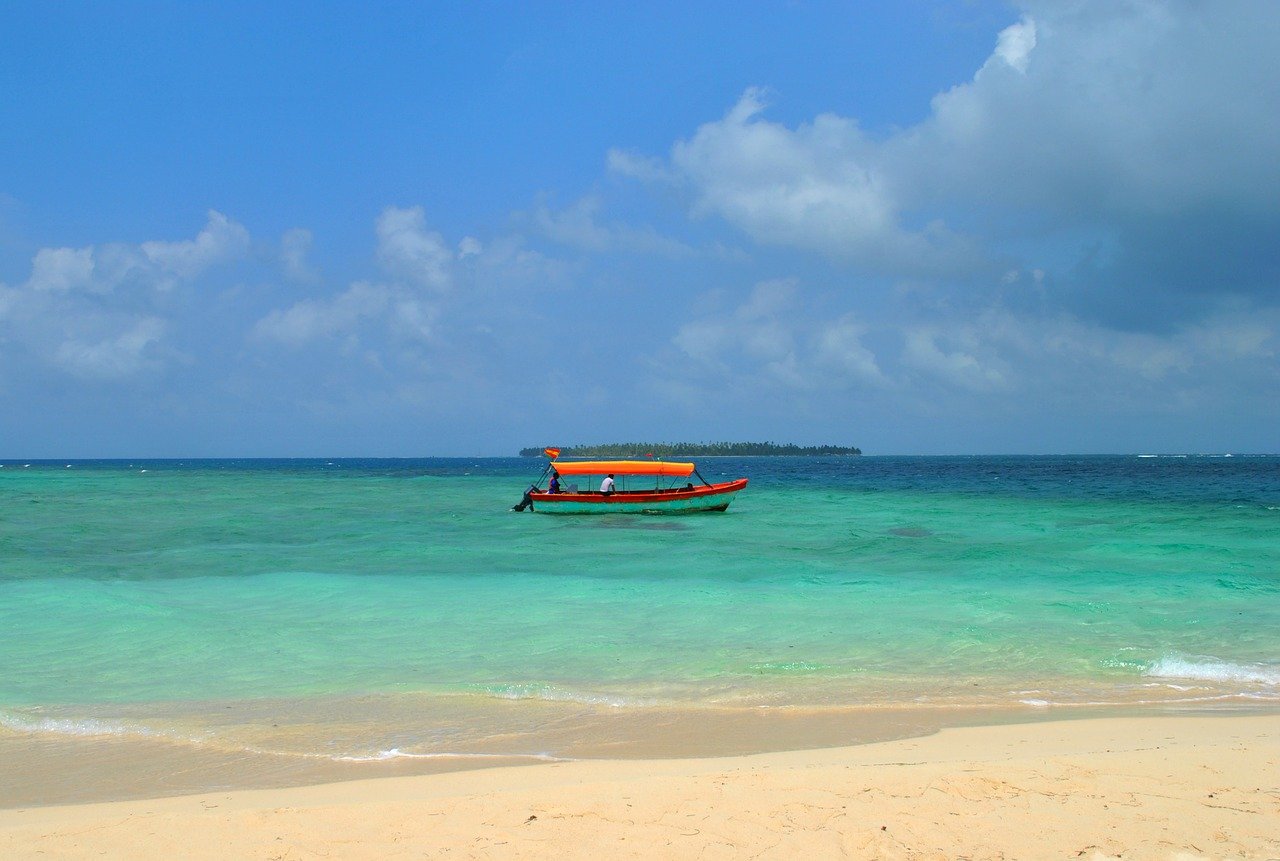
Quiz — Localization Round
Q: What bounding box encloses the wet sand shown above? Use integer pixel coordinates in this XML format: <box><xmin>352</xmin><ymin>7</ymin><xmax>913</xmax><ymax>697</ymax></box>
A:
<box><xmin>3</xmin><ymin>713</ymin><xmax>1277</xmax><ymax>859</ymax></box>
<box><xmin>2</xmin><ymin>699</ymin><xmax>1039</xmax><ymax>807</ymax></box>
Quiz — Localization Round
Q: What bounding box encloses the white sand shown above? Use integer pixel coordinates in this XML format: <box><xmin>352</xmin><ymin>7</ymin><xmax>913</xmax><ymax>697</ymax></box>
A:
<box><xmin>2</xmin><ymin>713</ymin><xmax>1277</xmax><ymax>860</ymax></box>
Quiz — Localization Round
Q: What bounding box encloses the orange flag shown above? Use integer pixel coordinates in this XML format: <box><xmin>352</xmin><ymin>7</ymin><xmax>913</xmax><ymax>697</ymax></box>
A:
<box><xmin>544</xmin><ymin>447</ymin><xmax>561</xmax><ymax>458</ymax></box>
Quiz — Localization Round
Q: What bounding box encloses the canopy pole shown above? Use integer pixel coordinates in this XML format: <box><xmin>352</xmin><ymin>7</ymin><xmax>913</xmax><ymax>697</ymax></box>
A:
<box><xmin>533</xmin><ymin>462</ymin><xmax>551</xmax><ymax>490</ymax></box>
<box><xmin>693</xmin><ymin>468</ymin><xmax>711</xmax><ymax>487</ymax></box>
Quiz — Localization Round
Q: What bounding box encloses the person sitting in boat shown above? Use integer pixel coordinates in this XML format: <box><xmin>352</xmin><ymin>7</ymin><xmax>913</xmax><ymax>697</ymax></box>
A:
<box><xmin>548</xmin><ymin>471</ymin><xmax>561</xmax><ymax>494</ymax></box>
<box><xmin>600</xmin><ymin>473</ymin><xmax>615</xmax><ymax>495</ymax></box>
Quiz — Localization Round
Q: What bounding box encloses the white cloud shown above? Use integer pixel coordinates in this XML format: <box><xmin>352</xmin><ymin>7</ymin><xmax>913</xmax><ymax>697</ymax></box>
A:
<box><xmin>992</xmin><ymin>18</ymin><xmax>1036</xmax><ymax>74</ymax></box>
<box><xmin>814</xmin><ymin>316</ymin><xmax>887</xmax><ymax>386</ymax></box>
<box><xmin>25</xmin><ymin>247</ymin><xmax>95</xmax><ymax>293</ymax></box>
<box><xmin>1</xmin><ymin>212</ymin><xmax>251</xmax><ymax>380</ymax></box>
<box><xmin>664</xmin><ymin>278</ymin><xmax>886</xmax><ymax>392</ymax></box>
<box><xmin>902</xmin><ymin>327</ymin><xmax>1007</xmax><ymax>391</ymax></box>
<box><xmin>375</xmin><ymin>206</ymin><xmax>454</xmax><ymax>291</ymax></box>
<box><xmin>673</xmin><ymin>280</ymin><xmax>794</xmax><ymax>368</ymax></box>
<box><xmin>894</xmin><ymin>2</ymin><xmax>1280</xmax><ymax>217</ymax></box>
<box><xmin>256</xmin><ymin>206</ymin><xmax>542</xmax><ymax>355</ymax></box>
<box><xmin>530</xmin><ymin>195</ymin><xmax>694</xmax><ymax>257</ymax></box>
<box><xmin>253</xmin><ymin>281</ymin><xmax>391</xmax><ymax>346</ymax></box>
<box><xmin>893</xmin><ymin>304</ymin><xmax>1280</xmax><ymax>410</ymax></box>
<box><xmin>620</xmin><ymin>1</ymin><xmax>1280</xmax><ymax>314</ymax></box>
<box><xmin>662</xmin><ymin>88</ymin><xmax>985</xmax><ymax>275</ymax></box>
<box><xmin>280</xmin><ymin>228</ymin><xmax>315</xmax><ymax>282</ymax></box>
<box><xmin>52</xmin><ymin>317</ymin><xmax>166</xmax><ymax>379</ymax></box>
<box><xmin>390</xmin><ymin>298</ymin><xmax>437</xmax><ymax>342</ymax></box>
<box><xmin>20</xmin><ymin>210</ymin><xmax>249</xmax><ymax>297</ymax></box>
<box><xmin>648</xmin><ymin>267</ymin><xmax>1280</xmax><ymax>420</ymax></box>
<box><xmin>140</xmin><ymin>210</ymin><xmax>250</xmax><ymax>286</ymax></box>
<box><xmin>1186</xmin><ymin>318</ymin><xmax>1273</xmax><ymax>360</ymax></box>
<box><xmin>606</xmin><ymin>148</ymin><xmax>673</xmax><ymax>184</ymax></box>
<box><xmin>256</xmin><ymin>207</ymin><xmax>517</xmax><ymax>359</ymax></box>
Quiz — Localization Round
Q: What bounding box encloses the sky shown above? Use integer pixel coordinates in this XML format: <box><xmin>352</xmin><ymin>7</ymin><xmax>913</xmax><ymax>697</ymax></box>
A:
<box><xmin>2</xmin><ymin>0</ymin><xmax>1278</xmax><ymax>456</ymax></box>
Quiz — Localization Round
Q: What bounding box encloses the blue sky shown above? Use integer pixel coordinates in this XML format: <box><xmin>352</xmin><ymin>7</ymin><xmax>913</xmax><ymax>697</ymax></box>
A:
<box><xmin>2</xmin><ymin>1</ymin><xmax>1278</xmax><ymax>456</ymax></box>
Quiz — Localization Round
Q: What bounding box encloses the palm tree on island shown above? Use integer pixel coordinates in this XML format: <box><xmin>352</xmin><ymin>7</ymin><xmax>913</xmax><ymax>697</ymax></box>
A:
<box><xmin>519</xmin><ymin>442</ymin><xmax>861</xmax><ymax>457</ymax></box>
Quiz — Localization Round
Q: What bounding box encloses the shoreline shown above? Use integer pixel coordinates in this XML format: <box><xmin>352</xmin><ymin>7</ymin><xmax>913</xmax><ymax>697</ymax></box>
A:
<box><xmin>3</xmin><ymin>697</ymin><xmax>1276</xmax><ymax>809</ymax></box>
<box><xmin>3</xmin><ymin>712</ymin><xmax>1276</xmax><ymax>859</ymax></box>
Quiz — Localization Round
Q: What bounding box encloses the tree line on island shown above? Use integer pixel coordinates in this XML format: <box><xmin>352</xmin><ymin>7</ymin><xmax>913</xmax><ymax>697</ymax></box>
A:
<box><xmin>519</xmin><ymin>442</ymin><xmax>862</xmax><ymax>457</ymax></box>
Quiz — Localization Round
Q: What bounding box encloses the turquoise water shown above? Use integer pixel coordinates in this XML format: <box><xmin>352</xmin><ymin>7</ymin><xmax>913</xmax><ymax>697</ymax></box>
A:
<box><xmin>2</xmin><ymin>456</ymin><xmax>1278</xmax><ymax>760</ymax></box>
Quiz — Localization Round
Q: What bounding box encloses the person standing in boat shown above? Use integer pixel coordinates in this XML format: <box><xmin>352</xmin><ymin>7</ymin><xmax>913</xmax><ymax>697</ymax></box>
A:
<box><xmin>600</xmin><ymin>473</ymin><xmax>615</xmax><ymax>495</ymax></box>
<box><xmin>548</xmin><ymin>470</ymin><xmax>561</xmax><ymax>494</ymax></box>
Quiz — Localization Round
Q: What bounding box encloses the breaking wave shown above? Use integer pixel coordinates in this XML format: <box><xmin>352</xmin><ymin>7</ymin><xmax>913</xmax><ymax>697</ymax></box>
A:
<box><xmin>1144</xmin><ymin>656</ymin><xmax>1280</xmax><ymax>687</ymax></box>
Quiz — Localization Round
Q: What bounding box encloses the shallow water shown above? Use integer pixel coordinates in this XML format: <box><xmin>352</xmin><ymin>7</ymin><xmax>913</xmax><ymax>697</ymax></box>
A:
<box><xmin>2</xmin><ymin>455</ymin><xmax>1278</xmax><ymax>799</ymax></box>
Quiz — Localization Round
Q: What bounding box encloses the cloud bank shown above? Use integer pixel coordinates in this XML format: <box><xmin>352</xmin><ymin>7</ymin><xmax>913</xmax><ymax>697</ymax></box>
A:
<box><xmin>0</xmin><ymin>211</ymin><xmax>249</xmax><ymax>380</ymax></box>
<box><xmin>616</xmin><ymin>0</ymin><xmax>1280</xmax><ymax>448</ymax></box>
<box><xmin>615</xmin><ymin>1</ymin><xmax>1280</xmax><ymax>322</ymax></box>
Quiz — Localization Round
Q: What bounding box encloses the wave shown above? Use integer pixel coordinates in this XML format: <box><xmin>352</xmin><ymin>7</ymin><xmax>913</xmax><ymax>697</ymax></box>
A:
<box><xmin>467</xmin><ymin>683</ymin><xmax>656</xmax><ymax>708</ymax></box>
<box><xmin>329</xmin><ymin>749</ymin><xmax>564</xmax><ymax>763</ymax></box>
<box><xmin>0</xmin><ymin>710</ymin><xmax>191</xmax><ymax>741</ymax></box>
<box><xmin>1144</xmin><ymin>655</ymin><xmax>1280</xmax><ymax>687</ymax></box>
<box><xmin>747</xmin><ymin>661</ymin><xmax>828</xmax><ymax>673</ymax></box>
<box><xmin>0</xmin><ymin>708</ymin><xmax>567</xmax><ymax>764</ymax></box>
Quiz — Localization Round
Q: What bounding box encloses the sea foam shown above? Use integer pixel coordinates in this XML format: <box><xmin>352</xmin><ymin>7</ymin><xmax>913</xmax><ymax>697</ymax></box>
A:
<box><xmin>471</xmin><ymin>683</ymin><xmax>655</xmax><ymax>709</ymax></box>
<box><xmin>1144</xmin><ymin>656</ymin><xmax>1280</xmax><ymax>687</ymax></box>
<box><xmin>330</xmin><ymin>749</ymin><xmax>564</xmax><ymax>763</ymax></box>
<box><xmin>0</xmin><ymin>709</ymin><xmax>200</xmax><ymax>742</ymax></box>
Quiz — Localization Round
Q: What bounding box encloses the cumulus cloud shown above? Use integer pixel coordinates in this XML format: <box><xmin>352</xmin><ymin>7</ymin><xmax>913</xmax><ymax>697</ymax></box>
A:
<box><xmin>253</xmin><ymin>281</ymin><xmax>391</xmax><ymax>346</ymax></box>
<box><xmin>530</xmin><ymin>195</ymin><xmax>694</xmax><ymax>257</ymax></box>
<box><xmin>254</xmin><ymin>204</ymin><xmax>560</xmax><ymax>355</ymax></box>
<box><xmin>21</xmin><ymin>210</ymin><xmax>249</xmax><ymax>297</ymax></box>
<box><xmin>280</xmin><ymin>228</ymin><xmax>316</xmax><ymax>282</ymax></box>
<box><xmin>52</xmin><ymin>317</ymin><xmax>167</xmax><ymax>379</ymax></box>
<box><xmin>1</xmin><ymin>212</ymin><xmax>251</xmax><ymax>380</ymax></box>
<box><xmin>661</xmin><ymin>88</ymin><xmax>986</xmax><ymax>276</ymax></box>
<box><xmin>256</xmin><ymin>206</ymin><xmax>502</xmax><ymax>353</ymax></box>
<box><xmin>814</xmin><ymin>316</ymin><xmax>888</xmax><ymax>386</ymax></box>
<box><xmin>621</xmin><ymin>2</ymin><xmax>1280</xmax><ymax>326</ymax></box>
<box><xmin>375</xmin><ymin>206</ymin><xmax>454</xmax><ymax>291</ymax></box>
<box><xmin>243</xmin><ymin>205</ymin><xmax>587</xmax><ymax>425</ymax></box>
<box><xmin>662</xmin><ymin>279</ymin><xmax>887</xmax><ymax>392</ymax></box>
<box><xmin>902</xmin><ymin>327</ymin><xmax>1008</xmax><ymax>391</ymax></box>
<box><xmin>139</xmin><ymin>210</ymin><xmax>250</xmax><ymax>286</ymax></box>
<box><xmin>891</xmin><ymin>302</ymin><xmax>1279</xmax><ymax>414</ymax></box>
<box><xmin>647</xmin><ymin>266</ymin><xmax>1278</xmax><ymax>426</ymax></box>
<box><xmin>606</xmin><ymin>148</ymin><xmax>673</xmax><ymax>184</ymax></box>
<box><xmin>25</xmin><ymin>247</ymin><xmax>96</xmax><ymax>293</ymax></box>
<box><xmin>992</xmin><ymin>17</ymin><xmax>1036</xmax><ymax>73</ymax></box>
<box><xmin>897</xmin><ymin>3</ymin><xmax>1280</xmax><ymax>216</ymax></box>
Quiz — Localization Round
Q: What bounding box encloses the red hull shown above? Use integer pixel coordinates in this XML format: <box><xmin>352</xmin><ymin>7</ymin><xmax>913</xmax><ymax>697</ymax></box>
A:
<box><xmin>529</xmin><ymin>478</ymin><xmax>748</xmax><ymax>514</ymax></box>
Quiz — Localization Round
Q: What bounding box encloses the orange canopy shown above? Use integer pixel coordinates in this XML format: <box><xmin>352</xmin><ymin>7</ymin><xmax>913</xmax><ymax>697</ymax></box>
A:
<box><xmin>550</xmin><ymin>460</ymin><xmax>695</xmax><ymax>477</ymax></box>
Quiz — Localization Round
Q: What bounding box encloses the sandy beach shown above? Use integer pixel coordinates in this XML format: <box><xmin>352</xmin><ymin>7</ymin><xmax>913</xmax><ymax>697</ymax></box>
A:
<box><xmin>3</xmin><ymin>713</ymin><xmax>1277</xmax><ymax>860</ymax></box>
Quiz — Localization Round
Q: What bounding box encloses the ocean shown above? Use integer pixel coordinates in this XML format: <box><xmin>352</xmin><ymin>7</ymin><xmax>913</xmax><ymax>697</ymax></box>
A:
<box><xmin>2</xmin><ymin>455</ymin><xmax>1278</xmax><ymax>803</ymax></box>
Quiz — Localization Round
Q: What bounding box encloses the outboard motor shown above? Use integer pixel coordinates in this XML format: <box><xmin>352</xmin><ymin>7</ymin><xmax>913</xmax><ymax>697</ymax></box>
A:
<box><xmin>512</xmin><ymin>485</ymin><xmax>537</xmax><ymax>512</ymax></box>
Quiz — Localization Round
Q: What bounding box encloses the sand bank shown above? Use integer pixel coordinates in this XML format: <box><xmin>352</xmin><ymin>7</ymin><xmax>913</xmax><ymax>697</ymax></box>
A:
<box><xmin>2</xmin><ymin>713</ymin><xmax>1277</xmax><ymax>860</ymax></box>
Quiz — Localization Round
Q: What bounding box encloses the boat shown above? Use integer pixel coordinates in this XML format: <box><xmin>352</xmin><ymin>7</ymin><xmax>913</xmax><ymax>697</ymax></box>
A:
<box><xmin>512</xmin><ymin>455</ymin><xmax>748</xmax><ymax>514</ymax></box>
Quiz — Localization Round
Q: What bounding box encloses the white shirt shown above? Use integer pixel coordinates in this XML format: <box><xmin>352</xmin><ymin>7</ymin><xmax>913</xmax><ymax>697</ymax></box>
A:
<box><xmin>600</xmin><ymin>476</ymin><xmax>615</xmax><ymax>493</ymax></box>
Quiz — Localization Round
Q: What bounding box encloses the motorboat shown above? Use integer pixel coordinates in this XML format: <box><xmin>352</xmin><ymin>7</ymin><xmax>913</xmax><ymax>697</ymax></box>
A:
<box><xmin>513</xmin><ymin>456</ymin><xmax>747</xmax><ymax>514</ymax></box>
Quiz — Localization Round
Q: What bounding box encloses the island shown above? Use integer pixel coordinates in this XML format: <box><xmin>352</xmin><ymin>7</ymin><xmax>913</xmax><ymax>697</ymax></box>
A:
<box><xmin>519</xmin><ymin>442</ymin><xmax>861</xmax><ymax>457</ymax></box>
